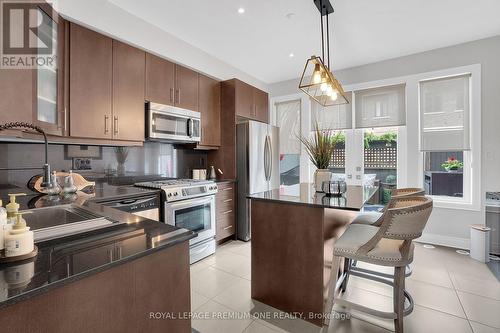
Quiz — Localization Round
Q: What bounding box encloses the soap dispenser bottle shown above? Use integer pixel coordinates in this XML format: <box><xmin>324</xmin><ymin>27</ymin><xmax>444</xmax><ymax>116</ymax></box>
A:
<box><xmin>0</xmin><ymin>200</ymin><xmax>7</xmax><ymax>251</ymax></box>
<box><xmin>4</xmin><ymin>212</ymin><xmax>34</xmax><ymax>257</ymax></box>
<box><xmin>6</xmin><ymin>193</ymin><xmax>26</xmax><ymax>225</ymax></box>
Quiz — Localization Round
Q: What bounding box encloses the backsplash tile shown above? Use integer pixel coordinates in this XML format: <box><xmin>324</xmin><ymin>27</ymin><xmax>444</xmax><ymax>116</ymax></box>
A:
<box><xmin>0</xmin><ymin>142</ymin><xmax>208</xmax><ymax>187</ymax></box>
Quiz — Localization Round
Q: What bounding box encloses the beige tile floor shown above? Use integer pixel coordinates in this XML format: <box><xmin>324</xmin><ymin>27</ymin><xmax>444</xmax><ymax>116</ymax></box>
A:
<box><xmin>190</xmin><ymin>241</ymin><xmax>500</xmax><ymax>333</ymax></box>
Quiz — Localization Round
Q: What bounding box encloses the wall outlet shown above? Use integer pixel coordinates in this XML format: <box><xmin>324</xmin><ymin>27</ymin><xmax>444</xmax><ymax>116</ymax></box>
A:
<box><xmin>73</xmin><ymin>158</ymin><xmax>92</xmax><ymax>170</ymax></box>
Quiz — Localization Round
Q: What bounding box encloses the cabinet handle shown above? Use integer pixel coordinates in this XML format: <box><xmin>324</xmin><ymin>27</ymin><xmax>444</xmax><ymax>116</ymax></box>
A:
<box><xmin>223</xmin><ymin>225</ymin><xmax>233</xmax><ymax>230</ymax></box>
<box><xmin>176</xmin><ymin>89</ymin><xmax>180</xmax><ymax>104</ymax></box>
<box><xmin>114</xmin><ymin>116</ymin><xmax>118</xmax><ymax>135</ymax></box>
<box><xmin>223</xmin><ymin>199</ymin><xmax>232</xmax><ymax>203</ymax></box>
<box><xmin>223</xmin><ymin>187</ymin><xmax>233</xmax><ymax>191</ymax></box>
<box><xmin>170</xmin><ymin>88</ymin><xmax>174</xmax><ymax>103</ymax></box>
<box><xmin>222</xmin><ymin>210</ymin><xmax>233</xmax><ymax>215</ymax></box>
<box><xmin>104</xmin><ymin>115</ymin><xmax>109</xmax><ymax>134</ymax></box>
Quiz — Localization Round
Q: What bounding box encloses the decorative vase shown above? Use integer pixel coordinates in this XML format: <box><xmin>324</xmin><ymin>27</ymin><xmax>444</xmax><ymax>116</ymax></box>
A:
<box><xmin>314</xmin><ymin>169</ymin><xmax>332</xmax><ymax>192</ymax></box>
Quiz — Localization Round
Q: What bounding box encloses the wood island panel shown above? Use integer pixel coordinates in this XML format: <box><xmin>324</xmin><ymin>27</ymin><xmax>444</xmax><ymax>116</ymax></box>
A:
<box><xmin>250</xmin><ymin>199</ymin><xmax>356</xmax><ymax>326</ymax></box>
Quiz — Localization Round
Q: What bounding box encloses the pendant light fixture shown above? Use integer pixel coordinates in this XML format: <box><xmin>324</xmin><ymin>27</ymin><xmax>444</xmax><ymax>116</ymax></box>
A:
<box><xmin>299</xmin><ymin>0</ymin><xmax>348</xmax><ymax>106</ymax></box>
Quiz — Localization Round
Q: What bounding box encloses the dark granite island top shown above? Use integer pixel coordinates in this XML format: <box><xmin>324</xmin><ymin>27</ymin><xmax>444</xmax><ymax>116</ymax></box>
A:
<box><xmin>248</xmin><ymin>183</ymin><xmax>378</xmax><ymax>210</ymax></box>
<box><xmin>0</xmin><ymin>200</ymin><xmax>195</xmax><ymax>309</ymax></box>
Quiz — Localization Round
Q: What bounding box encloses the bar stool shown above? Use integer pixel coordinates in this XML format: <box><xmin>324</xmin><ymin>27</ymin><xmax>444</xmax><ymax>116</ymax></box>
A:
<box><xmin>347</xmin><ymin>188</ymin><xmax>426</xmax><ymax>280</ymax></box>
<box><xmin>354</xmin><ymin>188</ymin><xmax>426</xmax><ymax>226</ymax></box>
<box><xmin>324</xmin><ymin>196</ymin><xmax>433</xmax><ymax>333</ymax></box>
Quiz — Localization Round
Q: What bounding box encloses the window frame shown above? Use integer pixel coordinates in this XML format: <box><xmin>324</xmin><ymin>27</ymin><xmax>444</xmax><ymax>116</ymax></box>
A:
<box><xmin>416</xmin><ymin>65</ymin><xmax>481</xmax><ymax>210</ymax></box>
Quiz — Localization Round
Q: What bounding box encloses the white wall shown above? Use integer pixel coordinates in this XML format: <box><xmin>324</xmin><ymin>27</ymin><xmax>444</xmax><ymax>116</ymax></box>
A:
<box><xmin>54</xmin><ymin>0</ymin><xmax>269</xmax><ymax>91</ymax></box>
<box><xmin>269</xmin><ymin>35</ymin><xmax>500</xmax><ymax>249</ymax></box>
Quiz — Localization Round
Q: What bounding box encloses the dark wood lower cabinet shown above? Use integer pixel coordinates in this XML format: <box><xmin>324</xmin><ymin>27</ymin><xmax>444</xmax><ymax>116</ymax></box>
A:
<box><xmin>0</xmin><ymin>242</ymin><xmax>191</xmax><ymax>333</ymax></box>
<box><xmin>216</xmin><ymin>182</ymin><xmax>236</xmax><ymax>242</ymax></box>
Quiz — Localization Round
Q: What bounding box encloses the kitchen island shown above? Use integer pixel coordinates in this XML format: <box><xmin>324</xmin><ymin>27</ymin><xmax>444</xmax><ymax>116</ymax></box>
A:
<box><xmin>248</xmin><ymin>183</ymin><xmax>377</xmax><ymax>326</ymax></box>
<box><xmin>0</xmin><ymin>199</ymin><xmax>195</xmax><ymax>333</ymax></box>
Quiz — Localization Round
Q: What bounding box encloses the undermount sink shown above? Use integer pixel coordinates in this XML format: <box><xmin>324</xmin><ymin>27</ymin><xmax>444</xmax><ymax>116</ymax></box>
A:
<box><xmin>22</xmin><ymin>205</ymin><xmax>118</xmax><ymax>242</ymax></box>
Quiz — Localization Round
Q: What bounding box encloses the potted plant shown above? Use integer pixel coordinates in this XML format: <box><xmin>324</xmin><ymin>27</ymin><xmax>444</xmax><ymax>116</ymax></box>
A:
<box><xmin>441</xmin><ymin>156</ymin><xmax>463</xmax><ymax>172</ymax></box>
<box><xmin>299</xmin><ymin>123</ymin><xmax>337</xmax><ymax>192</ymax></box>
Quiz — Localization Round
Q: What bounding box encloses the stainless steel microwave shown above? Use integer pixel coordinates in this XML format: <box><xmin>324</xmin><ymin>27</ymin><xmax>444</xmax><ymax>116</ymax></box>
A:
<box><xmin>146</xmin><ymin>101</ymin><xmax>201</xmax><ymax>143</ymax></box>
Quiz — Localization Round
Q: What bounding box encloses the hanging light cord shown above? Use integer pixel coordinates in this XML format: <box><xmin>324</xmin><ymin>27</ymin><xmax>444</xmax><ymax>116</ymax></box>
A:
<box><xmin>320</xmin><ymin>0</ymin><xmax>325</xmax><ymax>62</ymax></box>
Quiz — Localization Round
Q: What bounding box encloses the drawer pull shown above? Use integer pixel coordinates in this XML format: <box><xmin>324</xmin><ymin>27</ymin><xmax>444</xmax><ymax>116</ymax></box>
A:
<box><xmin>223</xmin><ymin>187</ymin><xmax>233</xmax><ymax>191</ymax></box>
<box><xmin>223</xmin><ymin>225</ymin><xmax>233</xmax><ymax>230</ymax></box>
<box><xmin>223</xmin><ymin>199</ymin><xmax>232</xmax><ymax>203</ymax></box>
<box><xmin>221</xmin><ymin>210</ymin><xmax>233</xmax><ymax>215</ymax></box>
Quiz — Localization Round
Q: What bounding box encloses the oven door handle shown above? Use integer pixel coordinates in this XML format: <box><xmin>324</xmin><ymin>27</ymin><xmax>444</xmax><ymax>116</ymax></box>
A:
<box><xmin>166</xmin><ymin>196</ymin><xmax>214</xmax><ymax>211</ymax></box>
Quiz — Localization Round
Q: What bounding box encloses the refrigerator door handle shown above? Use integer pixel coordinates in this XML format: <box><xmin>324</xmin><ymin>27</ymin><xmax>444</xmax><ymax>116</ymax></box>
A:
<box><xmin>265</xmin><ymin>135</ymin><xmax>272</xmax><ymax>181</ymax></box>
<box><xmin>263</xmin><ymin>136</ymin><xmax>270</xmax><ymax>181</ymax></box>
<box><xmin>267</xmin><ymin>135</ymin><xmax>273</xmax><ymax>182</ymax></box>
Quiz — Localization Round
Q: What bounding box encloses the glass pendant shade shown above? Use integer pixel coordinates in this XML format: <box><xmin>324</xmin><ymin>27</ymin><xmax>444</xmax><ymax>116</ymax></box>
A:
<box><xmin>299</xmin><ymin>56</ymin><xmax>348</xmax><ymax>106</ymax></box>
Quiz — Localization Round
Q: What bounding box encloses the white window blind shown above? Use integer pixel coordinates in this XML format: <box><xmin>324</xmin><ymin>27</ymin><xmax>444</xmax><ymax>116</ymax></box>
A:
<box><xmin>419</xmin><ymin>74</ymin><xmax>470</xmax><ymax>151</ymax></box>
<box><xmin>276</xmin><ymin>100</ymin><xmax>301</xmax><ymax>154</ymax></box>
<box><xmin>354</xmin><ymin>84</ymin><xmax>406</xmax><ymax>128</ymax></box>
<box><xmin>311</xmin><ymin>92</ymin><xmax>352</xmax><ymax>130</ymax></box>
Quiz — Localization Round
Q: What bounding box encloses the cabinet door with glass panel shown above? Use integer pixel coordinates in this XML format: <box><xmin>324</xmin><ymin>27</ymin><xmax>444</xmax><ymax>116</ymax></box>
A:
<box><xmin>33</xmin><ymin>4</ymin><xmax>66</xmax><ymax>136</ymax></box>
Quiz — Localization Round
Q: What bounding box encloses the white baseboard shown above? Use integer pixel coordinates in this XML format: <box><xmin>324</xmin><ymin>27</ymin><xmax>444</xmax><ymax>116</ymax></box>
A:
<box><xmin>416</xmin><ymin>233</ymin><xmax>470</xmax><ymax>250</ymax></box>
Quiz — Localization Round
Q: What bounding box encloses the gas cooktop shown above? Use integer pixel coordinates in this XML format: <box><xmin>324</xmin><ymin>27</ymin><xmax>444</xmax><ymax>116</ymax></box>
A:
<box><xmin>134</xmin><ymin>179</ymin><xmax>212</xmax><ymax>189</ymax></box>
<box><xmin>134</xmin><ymin>179</ymin><xmax>217</xmax><ymax>202</ymax></box>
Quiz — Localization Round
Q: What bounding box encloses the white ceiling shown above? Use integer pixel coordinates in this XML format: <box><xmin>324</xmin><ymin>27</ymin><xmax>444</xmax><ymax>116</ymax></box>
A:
<box><xmin>109</xmin><ymin>0</ymin><xmax>500</xmax><ymax>84</ymax></box>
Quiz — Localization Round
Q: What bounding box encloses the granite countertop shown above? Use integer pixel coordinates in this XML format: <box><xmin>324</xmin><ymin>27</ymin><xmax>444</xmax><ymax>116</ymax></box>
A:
<box><xmin>248</xmin><ymin>183</ymin><xmax>378</xmax><ymax>211</ymax></box>
<box><xmin>0</xmin><ymin>182</ymin><xmax>160</xmax><ymax>211</ymax></box>
<box><xmin>0</xmin><ymin>200</ymin><xmax>195</xmax><ymax>309</ymax></box>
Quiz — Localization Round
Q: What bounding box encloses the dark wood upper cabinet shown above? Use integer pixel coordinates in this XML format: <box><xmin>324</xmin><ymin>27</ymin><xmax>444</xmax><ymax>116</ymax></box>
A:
<box><xmin>0</xmin><ymin>69</ymin><xmax>33</xmax><ymax>124</ymax></box>
<box><xmin>145</xmin><ymin>53</ymin><xmax>175</xmax><ymax>106</ymax></box>
<box><xmin>253</xmin><ymin>88</ymin><xmax>269</xmax><ymax>123</ymax></box>
<box><xmin>233</xmin><ymin>79</ymin><xmax>268</xmax><ymax>123</ymax></box>
<box><xmin>0</xmin><ymin>5</ymin><xmax>65</xmax><ymax>134</ymax></box>
<box><xmin>235</xmin><ymin>80</ymin><xmax>254</xmax><ymax>119</ymax></box>
<box><xmin>112</xmin><ymin>40</ymin><xmax>145</xmax><ymax>141</ymax></box>
<box><xmin>198</xmin><ymin>75</ymin><xmax>221</xmax><ymax>147</ymax></box>
<box><xmin>69</xmin><ymin>23</ymin><xmax>113</xmax><ymax>139</ymax></box>
<box><xmin>175</xmin><ymin>65</ymin><xmax>199</xmax><ymax>111</ymax></box>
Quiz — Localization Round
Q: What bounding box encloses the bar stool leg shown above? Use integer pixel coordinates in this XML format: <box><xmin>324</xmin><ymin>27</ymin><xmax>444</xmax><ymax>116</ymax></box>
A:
<box><xmin>393</xmin><ymin>266</ymin><xmax>405</xmax><ymax>333</ymax></box>
<box><xmin>340</xmin><ymin>258</ymin><xmax>351</xmax><ymax>292</ymax></box>
<box><xmin>324</xmin><ymin>255</ymin><xmax>342</xmax><ymax>327</ymax></box>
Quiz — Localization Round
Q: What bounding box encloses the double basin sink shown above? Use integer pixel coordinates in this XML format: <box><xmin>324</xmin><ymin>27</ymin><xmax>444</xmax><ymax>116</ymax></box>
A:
<box><xmin>22</xmin><ymin>205</ymin><xmax>118</xmax><ymax>242</ymax></box>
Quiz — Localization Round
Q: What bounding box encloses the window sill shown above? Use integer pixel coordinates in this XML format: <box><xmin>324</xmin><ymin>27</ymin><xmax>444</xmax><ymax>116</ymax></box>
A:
<box><xmin>430</xmin><ymin>196</ymin><xmax>481</xmax><ymax>211</ymax></box>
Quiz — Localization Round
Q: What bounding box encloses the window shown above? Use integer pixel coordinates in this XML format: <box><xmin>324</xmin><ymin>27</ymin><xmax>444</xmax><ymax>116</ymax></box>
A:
<box><xmin>363</xmin><ymin>128</ymin><xmax>398</xmax><ymax>204</ymax></box>
<box><xmin>275</xmin><ymin>100</ymin><xmax>301</xmax><ymax>189</ymax></box>
<box><xmin>419</xmin><ymin>74</ymin><xmax>471</xmax><ymax>202</ymax></box>
<box><xmin>355</xmin><ymin>84</ymin><xmax>406</xmax><ymax>128</ymax></box>
<box><xmin>423</xmin><ymin>152</ymin><xmax>464</xmax><ymax>198</ymax></box>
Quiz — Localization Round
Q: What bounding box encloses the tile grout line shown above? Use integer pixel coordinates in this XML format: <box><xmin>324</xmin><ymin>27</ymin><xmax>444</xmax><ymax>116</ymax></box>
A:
<box><xmin>446</xmin><ymin>265</ymin><xmax>475</xmax><ymax>332</ymax></box>
<box><xmin>348</xmin><ymin>283</ymin><xmax>471</xmax><ymax>321</ymax></box>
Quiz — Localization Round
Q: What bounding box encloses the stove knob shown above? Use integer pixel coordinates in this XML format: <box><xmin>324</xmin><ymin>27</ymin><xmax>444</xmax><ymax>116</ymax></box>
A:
<box><xmin>174</xmin><ymin>192</ymin><xmax>178</xmax><ymax>196</ymax></box>
<box><xmin>167</xmin><ymin>193</ymin><xmax>172</xmax><ymax>197</ymax></box>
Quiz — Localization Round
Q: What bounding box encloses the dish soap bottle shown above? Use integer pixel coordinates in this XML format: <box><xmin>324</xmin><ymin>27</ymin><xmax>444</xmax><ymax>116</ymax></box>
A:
<box><xmin>6</xmin><ymin>193</ymin><xmax>26</xmax><ymax>225</ymax></box>
<box><xmin>4</xmin><ymin>212</ymin><xmax>34</xmax><ymax>257</ymax></box>
<box><xmin>0</xmin><ymin>200</ymin><xmax>7</xmax><ymax>251</ymax></box>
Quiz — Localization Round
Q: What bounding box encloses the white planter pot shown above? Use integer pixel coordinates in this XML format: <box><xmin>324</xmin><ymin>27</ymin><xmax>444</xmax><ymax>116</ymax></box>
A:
<box><xmin>314</xmin><ymin>169</ymin><xmax>332</xmax><ymax>192</ymax></box>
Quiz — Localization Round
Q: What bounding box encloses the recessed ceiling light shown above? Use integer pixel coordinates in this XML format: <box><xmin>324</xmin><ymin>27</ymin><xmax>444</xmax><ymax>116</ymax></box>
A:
<box><xmin>289</xmin><ymin>53</ymin><xmax>294</xmax><ymax>58</ymax></box>
<box><xmin>238</xmin><ymin>7</ymin><xmax>245</xmax><ymax>14</ymax></box>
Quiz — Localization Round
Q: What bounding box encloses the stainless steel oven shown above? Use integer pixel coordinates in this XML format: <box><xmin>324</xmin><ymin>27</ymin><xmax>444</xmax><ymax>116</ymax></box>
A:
<box><xmin>146</xmin><ymin>101</ymin><xmax>201</xmax><ymax>143</ymax></box>
<box><xmin>135</xmin><ymin>180</ymin><xmax>218</xmax><ymax>263</ymax></box>
<box><xmin>165</xmin><ymin>194</ymin><xmax>215</xmax><ymax>241</ymax></box>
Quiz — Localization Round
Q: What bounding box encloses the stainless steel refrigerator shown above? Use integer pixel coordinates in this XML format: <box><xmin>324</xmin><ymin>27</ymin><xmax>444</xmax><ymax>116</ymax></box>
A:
<box><xmin>236</xmin><ymin>121</ymin><xmax>280</xmax><ymax>241</ymax></box>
